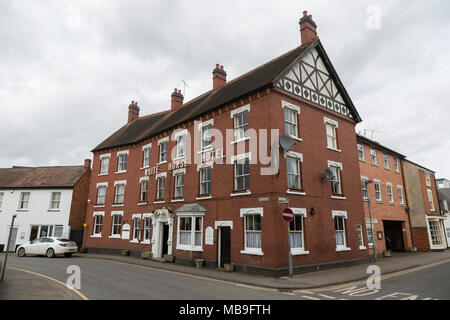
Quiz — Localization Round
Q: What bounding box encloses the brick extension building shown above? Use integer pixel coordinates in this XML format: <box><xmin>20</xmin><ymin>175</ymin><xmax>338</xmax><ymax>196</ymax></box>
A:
<box><xmin>83</xmin><ymin>11</ymin><xmax>371</xmax><ymax>276</ymax></box>
<box><xmin>357</xmin><ymin>135</ymin><xmax>413</xmax><ymax>254</ymax></box>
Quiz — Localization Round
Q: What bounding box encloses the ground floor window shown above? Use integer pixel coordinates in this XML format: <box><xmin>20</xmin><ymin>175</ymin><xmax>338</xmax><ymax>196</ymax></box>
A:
<box><xmin>111</xmin><ymin>214</ymin><xmax>122</xmax><ymax>237</ymax></box>
<box><xmin>357</xmin><ymin>224</ymin><xmax>365</xmax><ymax>249</ymax></box>
<box><xmin>244</xmin><ymin>214</ymin><xmax>262</xmax><ymax>250</ymax></box>
<box><xmin>428</xmin><ymin>219</ymin><xmax>445</xmax><ymax>247</ymax></box>
<box><xmin>177</xmin><ymin>216</ymin><xmax>203</xmax><ymax>251</ymax></box>
<box><xmin>133</xmin><ymin>217</ymin><xmax>141</xmax><ymax>241</ymax></box>
<box><xmin>289</xmin><ymin>215</ymin><xmax>304</xmax><ymax>250</ymax></box>
<box><xmin>367</xmin><ymin>227</ymin><xmax>374</xmax><ymax>247</ymax></box>
<box><xmin>30</xmin><ymin>225</ymin><xmax>64</xmax><ymax>241</ymax></box>
<box><xmin>93</xmin><ymin>213</ymin><xmax>103</xmax><ymax>236</ymax></box>
<box><xmin>143</xmin><ymin>217</ymin><xmax>151</xmax><ymax>241</ymax></box>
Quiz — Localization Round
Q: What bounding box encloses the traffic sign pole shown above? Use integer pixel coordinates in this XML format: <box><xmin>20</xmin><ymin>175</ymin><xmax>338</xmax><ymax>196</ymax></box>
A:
<box><xmin>282</xmin><ymin>206</ymin><xmax>294</xmax><ymax>278</ymax></box>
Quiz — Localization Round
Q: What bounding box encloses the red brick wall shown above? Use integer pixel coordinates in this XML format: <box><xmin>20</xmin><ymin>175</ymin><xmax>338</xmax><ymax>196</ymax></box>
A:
<box><xmin>411</xmin><ymin>227</ymin><xmax>431</xmax><ymax>252</ymax></box>
<box><xmin>84</xmin><ymin>87</ymin><xmax>368</xmax><ymax>270</ymax></box>
<box><xmin>68</xmin><ymin>168</ymin><xmax>91</xmax><ymax>230</ymax></box>
<box><xmin>358</xmin><ymin>142</ymin><xmax>413</xmax><ymax>252</ymax></box>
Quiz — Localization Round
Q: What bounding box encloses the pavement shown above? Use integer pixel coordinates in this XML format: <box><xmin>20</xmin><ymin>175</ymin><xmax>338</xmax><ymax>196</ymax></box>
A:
<box><xmin>1</xmin><ymin>249</ymin><xmax>450</xmax><ymax>299</ymax></box>
<box><xmin>0</xmin><ymin>266</ymin><xmax>82</xmax><ymax>300</ymax></box>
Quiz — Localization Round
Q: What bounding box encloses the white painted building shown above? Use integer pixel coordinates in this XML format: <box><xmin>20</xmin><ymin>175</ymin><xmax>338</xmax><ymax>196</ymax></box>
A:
<box><xmin>0</xmin><ymin>163</ymin><xmax>91</xmax><ymax>252</ymax></box>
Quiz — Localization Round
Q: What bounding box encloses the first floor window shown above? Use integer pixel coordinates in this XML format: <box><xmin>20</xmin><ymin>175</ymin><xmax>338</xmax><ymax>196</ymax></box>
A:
<box><xmin>174</xmin><ymin>173</ymin><xmax>184</xmax><ymax>198</ymax></box>
<box><xmin>383</xmin><ymin>154</ymin><xmax>390</xmax><ymax>169</ymax></box>
<box><xmin>118</xmin><ymin>153</ymin><xmax>128</xmax><ymax>172</ymax></box>
<box><xmin>143</xmin><ymin>146</ymin><xmax>151</xmax><ymax>168</ymax></box>
<box><xmin>387</xmin><ymin>184</ymin><xmax>394</xmax><ymax>203</ymax></box>
<box><xmin>326</xmin><ymin>123</ymin><xmax>338</xmax><ymax>150</ymax></box>
<box><xmin>159</xmin><ymin>141</ymin><xmax>168</xmax><ymax>163</ymax></box>
<box><xmin>330</xmin><ymin>166</ymin><xmax>342</xmax><ymax>195</ymax></box>
<box><xmin>178</xmin><ymin>216</ymin><xmax>203</xmax><ymax>248</ymax></box>
<box><xmin>244</xmin><ymin>215</ymin><xmax>262</xmax><ymax>250</ymax></box>
<box><xmin>50</xmin><ymin>192</ymin><xmax>61</xmax><ymax>209</ymax></box>
<box><xmin>334</xmin><ymin>216</ymin><xmax>346</xmax><ymax>248</ymax></box>
<box><xmin>361</xmin><ymin>179</ymin><xmax>368</xmax><ymax>199</ymax></box>
<box><xmin>140</xmin><ymin>179</ymin><xmax>148</xmax><ymax>203</ymax></box>
<box><xmin>176</xmin><ymin>135</ymin><xmax>186</xmax><ymax>158</ymax></box>
<box><xmin>289</xmin><ymin>215</ymin><xmax>304</xmax><ymax>250</ymax></box>
<box><xmin>427</xmin><ymin>189</ymin><xmax>435</xmax><ymax>211</ymax></box>
<box><xmin>425</xmin><ymin>172</ymin><xmax>431</xmax><ymax>186</ymax></box>
<box><xmin>133</xmin><ymin>217</ymin><xmax>141</xmax><ymax>241</ymax></box>
<box><xmin>367</xmin><ymin>227</ymin><xmax>374</xmax><ymax>246</ymax></box>
<box><xmin>398</xmin><ymin>186</ymin><xmax>405</xmax><ymax>205</ymax></box>
<box><xmin>201</xmin><ymin>124</ymin><xmax>213</xmax><ymax>151</ymax></box>
<box><xmin>375</xmin><ymin>182</ymin><xmax>382</xmax><ymax>202</ymax></box>
<box><xmin>100</xmin><ymin>156</ymin><xmax>110</xmax><ymax>174</ymax></box>
<box><xmin>199</xmin><ymin>167</ymin><xmax>211</xmax><ymax>196</ymax></box>
<box><xmin>97</xmin><ymin>185</ymin><xmax>106</xmax><ymax>205</ymax></box>
<box><xmin>287</xmin><ymin>157</ymin><xmax>301</xmax><ymax>190</ymax></box>
<box><xmin>284</xmin><ymin>107</ymin><xmax>298</xmax><ymax>138</ymax></box>
<box><xmin>394</xmin><ymin>157</ymin><xmax>400</xmax><ymax>172</ymax></box>
<box><xmin>234</xmin><ymin>158</ymin><xmax>250</xmax><ymax>191</ymax></box>
<box><xmin>233</xmin><ymin>110</ymin><xmax>249</xmax><ymax>141</ymax></box>
<box><xmin>93</xmin><ymin>215</ymin><xmax>103</xmax><ymax>235</ymax></box>
<box><xmin>111</xmin><ymin>214</ymin><xmax>122</xmax><ymax>236</ymax></box>
<box><xmin>156</xmin><ymin>176</ymin><xmax>166</xmax><ymax>200</ymax></box>
<box><xmin>143</xmin><ymin>217</ymin><xmax>151</xmax><ymax>241</ymax></box>
<box><xmin>358</xmin><ymin>144</ymin><xmax>365</xmax><ymax>161</ymax></box>
<box><xmin>19</xmin><ymin>192</ymin><xmax>30</xmax><ymax>209</ymax></box>
<box><xmin>370</xmin><ymin>149</ymin><xmax>377</xmax><ymax>165</ymax></box>
<box><xmin>114</xmin><ymin>184</ymin><xmax>125</xmax><ymax>205</ymax></box>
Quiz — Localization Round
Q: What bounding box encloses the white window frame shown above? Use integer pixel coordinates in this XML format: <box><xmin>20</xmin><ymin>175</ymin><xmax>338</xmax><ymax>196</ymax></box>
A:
<box><xmin>387</xmin><ymin>183</ymin><xmax>394</xmax><ymax>204</ymax></box>
<box><xmin>155</xmin><ymin>172</ymin><xmax>167</xmax><ymax>202</ymax></box>
<box><xmin>374</xmin><ymin>180</ymin><xmax>382</xmax><ymax>202</ymax></box>
<box><xmin>332</xmin><ymin>211</ymin><xmax>350</xmax><ymax>251</ymax></box>
<box><xmin>397</xmin><ymin>185</ymin><xmax>405</xmax><ymax>205</ymax></box>
<box><xmin>173</xmin><ymin>168</ymin><xmax>185</xmax><ymax>199</ymax></box>
<box><xmin>49</xmin><ymin>192</ymin><xmax>61</xmax><ymax>210</ymax></box>
<box><xmin>110</xmin><ymin>211</ymin><xmax>123</xmax><ymax>238</ymax></box>
<box><xmin>324</xmin><ymin>117</ymin><xmax>339</xmax><ymax>151</ymax></box>
<box><xmin>139</xmin><ymin>177</ymin><xmax>149</xmax><ymax>203</ymax></box>
<box><xmin>231</xmin><ymin>105</ymin><xmax>250</xmax><ymax>143</ymax></box>
<box><xmin>114</xmin><ymin>181</ymin><xmax>126</xmax><ymax>205</ymax></box>
<box><xmin>158</xmin><ymin>137</ymin><xmax>169</xmax><ymax>164</ymax></box>
<box><xmin>394</xmin><ymin>157</ymin><xmax>400</xmax><ymax>173</ymax></box>
<box><xmin>289</xmin><ymin>208</ymin><xmax>309</xmax><ymax>255</ymax></box>
<box><xmin>142</xmin><ymin>144</ymin><xmax>151</xmax><ymax>169</ymax></box>
<box><xmin>425</xmin><ymin>172</ymin><xmax>431</xmax><ymax>187</ymax></box>
<box><xmin>282</xmin><ymin>101</ymin><xmax>301</xmax><ymax>140</ymax></box>
<box><xmin>427</xmin><ymin>217</ymin><xmax>445</xmax><ymax>249</ymax></box>
<box><xmin>131</xmin><ymin>214</ymin><xmax>141</xmax><ymax>243</ymax></box>
<box><xmin>357</xmin><ymin>224</ymin><xmax>366</xmax><ymax>250</ymax></box>
<box><xmin>19</xmin><ymin>192</ymin><xmax>30</xmax><ymax>210</ymax></box>
<box><xmin>176</xmin><ymin>215</ymin><xmax>204</xmax><ymax>252</ymax></box>
<box><xmin>358</xmin><ymin>144</ymin><xmax>365</xmax><ymax>161</ymax></box>
<box><xmin>361</xmin><ymin>177</ymin><xmax>369</xmax><ymax>200</ymax></box>
<box><xmin>370</xmin><ymin>149</ymin><xmax>378</xmax><ymax>165</ymax></box>
<box><xmin>383</xmin><ymin>154</ymin><xmax>390</xmax><ymax>170</ymax></box>
<box><xmin>99</xmin><ymin>154</ymin><xmax>111</xmax><ymax>175</ymax></box>
<box><xmin>427</xmin><ymin>189</ymin><xmax>435</xmax><ymax>211</ymax></box>
<box><xmin>142</xmin><ymin>215</ymin><xmax>152</xmax><ymax>243</ymax></box>
<box><xmin>92</xmin><ymin>212</ymin><xmax>104</xmax><ymax>237</ymax></box>
<box><xmin>198</xmin><ymin>119</ymin><xmax>214</xmax><ymax>152</ymax></box>
<box><xmin>328</xmin><ymin>161</ymin><xmax>343</xmax><ymax>196</ymax></box>
<box><xmin>116</xmin><ymin>150</ymin><xmax>129</xmax><ymax>173</ymax></box>
<box><xmin>240</xmin><ymin>208</ymin><xmax>264</xmax><ymax>256</ymax></box>
<box><xmin>96</xmin><ymin>183</ymin><xmax>107</xmax><ymax>206</ymax></box>
<box><xmin>234</xmin><ymin>156</ymin><xmax>250</xmax><ymax>192</ymax></box>
<box><xmin>198</xmin><ymin>163</ymin><xmax>212</xmax><ymax>196</ymax></box>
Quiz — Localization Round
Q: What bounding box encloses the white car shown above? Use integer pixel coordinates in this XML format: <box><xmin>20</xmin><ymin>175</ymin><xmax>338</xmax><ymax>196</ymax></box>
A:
<box><xmin>17</xmin><ymin>237</ymin><xmax>78</xmax><ymax>258</ymax></box>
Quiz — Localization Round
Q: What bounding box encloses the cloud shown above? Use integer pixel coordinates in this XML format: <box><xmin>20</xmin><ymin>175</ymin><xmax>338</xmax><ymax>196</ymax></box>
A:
<box><xmin>0</xmin><ymin>0</ymin><xmax>449</xmax><ymax>179</ymax></box>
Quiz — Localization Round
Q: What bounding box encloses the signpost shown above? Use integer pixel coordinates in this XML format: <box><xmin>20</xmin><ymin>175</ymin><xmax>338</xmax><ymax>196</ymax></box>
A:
<box><xmin>279</xmin><ymin>199</ymin><xmax>294</xmax><ymax>278</ymax></box>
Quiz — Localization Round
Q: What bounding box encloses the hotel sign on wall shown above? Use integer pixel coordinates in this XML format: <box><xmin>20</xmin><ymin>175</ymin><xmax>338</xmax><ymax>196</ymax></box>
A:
<box><xmin>145</xmin><ymin>148</ymin><xmax>226</xmax><ymax>177</ymax></box>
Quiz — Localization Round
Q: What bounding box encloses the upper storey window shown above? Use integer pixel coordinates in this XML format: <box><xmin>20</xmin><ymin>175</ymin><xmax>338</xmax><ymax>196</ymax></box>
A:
<box><xmin>116</xmin><ymin>151</ymin><xmax>129</xmax><ymax>173</ymax></box>
<box><xmin>283</xmin><ymin>101</ymin><xmax>300</xmax><ymax>140</ymax></box>
<box><xmin>324</xmin><ymin>118</ymin><xmax>339</xmax><ymax>151</ymax></box>
<box><xmin>158</xmin><ymin>138</ymin><xmax>169</xmax><ymax>164</ymax></box>
<box><xmin>231</xmin><ymin>105</ymin><xmax>250</xmax><ymax>142</ymax></box>
<box><xmin>200</xmin><ymin>120</ymin><xmax>214</xmax><ymax>152</ymax></box>
<box><xmin>99</xmin><ymin>154</ymin><xmax>110</xmax><ymax>175</ymax></box>
<box><xmin>142</xmin><ymin>144</ymin><xmax>151</xmax><ymax>168</ymax></box>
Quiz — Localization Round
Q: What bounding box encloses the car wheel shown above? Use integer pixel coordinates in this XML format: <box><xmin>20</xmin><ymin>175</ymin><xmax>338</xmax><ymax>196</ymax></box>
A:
<box><xmin>17</xmin><ymin>247</ymin><xmax>26</xmax><ymax>257</ymax></box>
<box><xmin>46</xmin><ymin>248</ymin><xmax>55</xmax><ymax>258</ymax></box>
<box><xmin>64</xmin><ymin>253</ymin><xmax>73</xmax><ymax>258</ymax></box>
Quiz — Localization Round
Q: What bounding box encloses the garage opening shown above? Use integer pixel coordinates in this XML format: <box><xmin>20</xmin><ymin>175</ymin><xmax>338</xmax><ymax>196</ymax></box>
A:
<box><xmin>383</xmin><ymin>220</ymin><xmax>405</xmax><ymax>252</ymax></box>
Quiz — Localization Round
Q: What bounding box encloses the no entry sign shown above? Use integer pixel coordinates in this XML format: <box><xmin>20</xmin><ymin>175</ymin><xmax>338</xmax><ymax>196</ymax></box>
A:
<box><xmin>282</xmin><ymin>208</ymin><xmax>294</xmax><ymax>223</ymax></box>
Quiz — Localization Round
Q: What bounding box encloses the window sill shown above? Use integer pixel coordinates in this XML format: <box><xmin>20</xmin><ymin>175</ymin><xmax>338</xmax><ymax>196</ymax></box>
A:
<box><xmin>112</xmin><ymin>204</ymin><xmax>124</xmax><ymax>207</ymax></box>
<box><xmin>359</xmin><ymin>159</ymin><xmax>366</xmax><ymax>163</ymax></box>
<box><xmin>94</xmin><ymin>205</ymin><xmax>105</xmax><ymax>208</ymax></box>
<box><xmin>327</xmin><ymin>147</ymin><xmax>342</xmax><ymax>153</ymax></box>
<box><xmin>129</xmin><ymin>240</ymin><xmax>140</xmax><ymax>244</ymax></box>
<box><xmin>171</xmin><ymin>199</ymin><xmax>185</xmax><ymax>203</ymax></box>
<box><xmin>157</xmin><ymin>161</ymin><xmax>168</xmax><ymax>165</ymax></box>
<box><xmin>137</xmin><ymin>202</ymin><xmax>148</xmax><ymax>206</ymax></box>
<box><xmin>98</xmin><ymin>173</ymin><xmax>109</xmax><ymax>177</ymax></box>
<box><xmin>176</xmin><ymin>246</ymin><xmax>203</xmax><ymax>252</ymax></box>
<box><xmin>288</xmin><ymin>135</ymin><xmax>303</xmax><ymax>142</ymax></box>
<box><xmin>108</xmin><ymin>235</ymin><xmax>121</xmax><ymax>239</ymax></box>
<box><xmin>16</xmin><ymin>209</ymin><xmax>29</xmax><ymax>212</ymax></box>
<box><xmin>231</xmin><ymin>137</ymin><xmax>250</xmax><ymax>145</ymax></box>
<box><xmin>91</xmin><ymin>235</ymin><xmax>102</xmax><ymax>238</ymax></box>
<box><xmin>376</xmin><ymin>201</ymin><xmax>383</xmax><ymax>204</ymax></box>
<box><xmin>173</xmin><ymin>156</ymin><xmax>186</xmax><ymax>162</ymax></box>
<box><xmin>230</xmin><ymin>191</ymin><xmax>251</xmax><ymax>197</ymax></box>
<box><xmin>115</xmin><ymin>171</ymin><xmax>127</xmax><ymax>174</ymax></box>
<box><xmin>371</xmin><ymin>163</ymin><xmax>379</xmax><ymax>167</ymax></box>
<box><xmin>336</xmin><ymin>247</ymin><xmax>352</xmax><ymax>252</ymax></box>
<box><xmin>197</xmin><ymin>148</ymin><xmax>213</xmax><ymax>154</ymax></box>
<box><xmin>154</xmin><ymin>201</ymin><xmax>165</xmax><ymax>204</ymax></box>
<box><xmin>331</xmin><ymin>195</ymin><xmax>347</xmax><ymax>200</ymax></box>
<box><xmin>359</xmin><ymin>246</ymin><xmax>367</xmax><ymax>251</ymax></box>
<box><xmin>140</xmin><ymin>240</ymin><xmax>151</xmax><ymax>245</ymax></box>
<box><xmin>240</xmin><ymin>249</ymin><xmax>264</xmax><ymax>256</ymax></box>
<box><xmin>196</xmin><ymin>196</ymin><xmax>212</xmax><ymax>201</ymax></box>
<box><xmin>287</xmin><ymin>190</ymin><xmax>306</xmax><ymax>196</ymax></box>
<box><xmin>47</xmin><ymin>209</ymin><xmax>60</xmax><ymax>212</ymax></box>
<box><xmin>291</xmin><ymin>249</ymin><xmax>310</xmax><ymax>256</ymax></box>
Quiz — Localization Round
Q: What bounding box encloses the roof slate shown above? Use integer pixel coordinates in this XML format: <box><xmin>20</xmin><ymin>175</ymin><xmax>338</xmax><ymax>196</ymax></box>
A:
<box><xmin>0</xmin><ymin>166</ymin><xmax>88</xmax><ymax>189</ymax></box>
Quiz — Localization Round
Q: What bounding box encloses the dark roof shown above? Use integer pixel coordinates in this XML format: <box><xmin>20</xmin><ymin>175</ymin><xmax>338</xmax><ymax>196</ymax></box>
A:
<box><xmin>0</xmin><ymin>166</ymin><xmax>88</xmax><ymax>189</ymax></box>
<box><xmin>93</xmin><ymin>39</ymin><xmax>360</xmax><ymax>152</ymax></box>
<box><xmin>356</xmin><ymin>134</ymin><xmax>406</xmax><ymax>159</ymax></box>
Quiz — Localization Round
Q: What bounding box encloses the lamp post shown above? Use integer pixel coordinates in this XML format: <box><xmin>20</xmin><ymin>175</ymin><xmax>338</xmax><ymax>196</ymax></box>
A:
<box><xmin>1</xmin><ymin>214</ymin><xmax>17</xmax><ymax>281</ymax></box>
<box><xmin>366</xmin><ymin>180</ymin><xmax>377</xmax><ymax>262</ymax></box>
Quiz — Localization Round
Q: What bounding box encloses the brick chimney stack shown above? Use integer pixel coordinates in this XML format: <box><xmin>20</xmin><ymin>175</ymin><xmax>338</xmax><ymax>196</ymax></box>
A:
<box><xmin>84</xmin><ymin>159</ymin><xmax>92</xmax><ymax>169</ymax></box>
<box><xmin>128</xmin><ymin>100</ymin><xmax>140</xmax><ymax>123</ymax></box>
<box><xmin>212</xmin><ymin>64</ymin><xmax>227</xmax><ymax>90</ymax></box>
<box><xmin>171</xmin><ymin>88</ymin><xmax>184</xmax><ymax>111</ymax></box>
<box><xmin>299</xmin><ymin>10</ymin><xmax>318</xmax><ymax>45</ymax></box>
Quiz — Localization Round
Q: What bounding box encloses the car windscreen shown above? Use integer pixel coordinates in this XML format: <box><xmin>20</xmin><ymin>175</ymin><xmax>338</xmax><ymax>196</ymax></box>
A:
<box><xmin>57</xmin><ymin>239</ymin><xmax>72</xmax><ymax>242</ymax></box>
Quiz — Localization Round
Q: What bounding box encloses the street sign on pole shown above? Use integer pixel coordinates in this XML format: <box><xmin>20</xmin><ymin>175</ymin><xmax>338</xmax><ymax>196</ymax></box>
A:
<box><xmin>282</xmin><ymin>208</ymin><xmax>294</xmax><ymax>223</ymax></box>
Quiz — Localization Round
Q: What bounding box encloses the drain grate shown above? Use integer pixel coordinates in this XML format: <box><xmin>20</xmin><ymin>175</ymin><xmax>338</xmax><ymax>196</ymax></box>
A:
<box><xmin>278</xmin><ymin>288</ymin><xmax>293</xmax><ymax>293</ymax></box>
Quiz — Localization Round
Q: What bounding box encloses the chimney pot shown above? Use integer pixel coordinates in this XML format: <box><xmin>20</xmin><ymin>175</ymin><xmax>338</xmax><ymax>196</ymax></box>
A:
<box><xmin>212</xmin><ymin>64</ymin><xmax>227</xmax><ymax>90</ymax></box>
<box><xmin>128</xmin><ymin>100</ymin><xmax>140</xmax><ymax>123</ymax></box>
<box><xmin>84</xmin><ymin>159</ymin><xmax>92</xmax><ymax>169</ymax></box>
<box><xmin>299</xmin><ymin>10</ymin><xmax>318</xmax><ymax>45</ymax></box>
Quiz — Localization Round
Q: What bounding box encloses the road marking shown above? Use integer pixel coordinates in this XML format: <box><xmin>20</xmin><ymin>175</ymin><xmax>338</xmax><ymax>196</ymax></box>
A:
<box><xmin>7</xmin><ymin>266</ymin><xmax>89</xmax><ymax>300</ymax></box>
<box><xmin>301</xmin><ymin>295</ymin><xmax>320</xmax><ymax>300</ymax></box>
<box><xmin>318</xmin><ymin>294</ymin><xmax>336</xmax><ymax>299</ymax></box>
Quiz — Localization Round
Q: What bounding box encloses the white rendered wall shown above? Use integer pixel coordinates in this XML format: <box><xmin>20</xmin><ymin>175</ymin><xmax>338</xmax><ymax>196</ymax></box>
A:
<box><xmin>0</xmin><ymin>188</ymin><xmax>73</xmax><ymax>251</ymax></box>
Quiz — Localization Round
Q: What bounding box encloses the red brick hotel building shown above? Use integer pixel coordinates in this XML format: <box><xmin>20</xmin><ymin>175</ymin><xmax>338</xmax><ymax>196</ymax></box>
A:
<box><xmin>83</xmin><ymin>12</ymin><xmax>371</xmax><ymax>276</ymax></box>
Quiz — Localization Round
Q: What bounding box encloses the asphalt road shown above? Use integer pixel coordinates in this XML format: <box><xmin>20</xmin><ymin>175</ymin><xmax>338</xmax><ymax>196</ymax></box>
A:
<box><xmin>4</xmin><ymin>255</ymin><xmax>450</xmax><ymax>300</ymax></box>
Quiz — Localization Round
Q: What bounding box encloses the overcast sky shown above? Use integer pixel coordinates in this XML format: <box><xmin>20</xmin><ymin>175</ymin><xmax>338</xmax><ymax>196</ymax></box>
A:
<box><xmin>1</xmin><ymin>0</ymin><xmax>449</xmax><ymax>178</ymax></box>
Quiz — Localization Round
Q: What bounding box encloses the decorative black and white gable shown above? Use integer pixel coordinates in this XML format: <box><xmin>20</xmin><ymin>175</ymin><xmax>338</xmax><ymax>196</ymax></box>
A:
<box><xmin>274</xmin><ymin>41</ymin><xmax>360</xmax><ymax>122</ymax></box>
